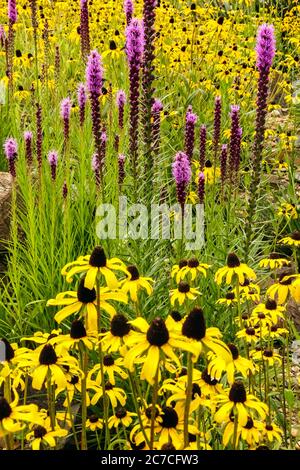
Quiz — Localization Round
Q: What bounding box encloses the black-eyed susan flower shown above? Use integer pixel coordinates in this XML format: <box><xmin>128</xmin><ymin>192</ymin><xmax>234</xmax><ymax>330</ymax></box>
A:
<box><xmin>280</xmin><ymin>231</ymin><xmax>300</xmax><ymax>248</ymax></box>
<box><xmin>214</xmin><ymin>381</ymin><xmax>268</xmax><ymax>426</ymax></box>
<box><xmin>108</xmin><ymin>407</ymin><xmax>136</xmax><ymax>428</ymax></box>
<box><xmin>160</xmin><ymin>378</ymin><xmax>212</xmax><ymax>413</ymax></box>
<box><xmin>52</xmin><ymin>319</ymin><xmax>96</xmax><ymax>352</ymax></box>
<box><xmin>123</xmin><ymin>317</ymin><xmax>201</xmax><ymax>384</ymax></box>
<box><xmin>216</xmin><ymin>291</ymin><xmax>237</xmax><ymax>305</ymax></box>
<box><xmin>56</xmin><ymin>373</ymin><xmax>90</xmax><ymax>408</ymax></box>
<box><xmin>267</xmin><ymin>324</ymin><xmax>289</xmax><ymax>340</ymax></box>
<box><xmin>261</xmin><ymin>422</ymin><xmax>283</xmax><ymax>444</ymax></box>
<box><xmin>26</xmin><ymin>422</ymin><xmax>68</xmax><ymax>450</ymax></box>
<box><xmin>259</xmin><ymin>253</ymin><xmax>290</xmax><ymax>270</ymax></box>
<box><xmin>182</xmin><ymin>367</ymin><xmax>223</xmax><ymax>397</ymax></box>
<box><xmin>277</xmin><ymin>203</ymin><xmax>298</xmax><ymax>220</ymax></box>
<box><xmin>86</xmin><ymin>415</ymin><xmax>103</xmax><ymax>432</ymax></box>
<box><xmin>179</xmin><ymin>257</ymin><xmax>211</xmax><ymax>281</ymax></box>
<box><xmin>47</xmin><ymin>278</ymin><xmax>127</xmax><ymax>332</ymax></box>
<box><xmin>207</xmin><ymin>343</ymin><xmax>255</xmax><ymax>384</ymax></box>
<box><xmin>88</xmin><ymin>355</ymin><xmax>128</xmax><ymax>385</ymax></box>
<box><xmin>171</xmin><ymin>259</ymin><xmax>188</xmax><ymax>283</ymax></box>
<box><xmin>215</xmin><ymin>253</ymin><xmax>256</xmax><ymax>285</ymax></box>
<box><xmin>236</xmin><ymin>326</ymin><xmax>259</xmax><ymax>344</ymax></box>
<box><xmin>21</xmin><ymin>329</ymin><xmax>62</xmax><ymax>346</ymax></box>
<box><xmin>100</xmin><ymin>313</ymin><xmax>133</xmax><ymax>353</ymax></box>
<box><xmin>154</xmin><ymin>404</ymin><xmax>199</xmax><ymax>449</ymax></box>
<box><xmin>17</xmin><ymin>343</ymin><xmax>80</xmax><ymax>391</ymax></box>
<box><xmin>181</xmin><ymin>308</ymin><xmax>232</xmax><ymax>363</ymax></box>
<box><xmin>89</xmin><ymin>381</ymin><xmax>127</xmax><ymax>408</ymax></box>
<box><xmin>223</xmin><ymin>416</ymin><xmax>263</xmax><ymax>448</ymax></box>
<box><xmin>266</xmin><ymin>273</ymin><xmax>298</xmax><ymax>304</ymax></box>
<box><xmin>237</xmin><ymin>280</ymin><xmax>260</xmax><ymax>302</ymax></box>
<box><xmin>120</xmin><ymin>265</ymin><xmax>154</xmax><ymax>301</ymax></box>
<box><xmin>251</xmin><ymin>299</ymin><xmax>285</xmax><ymax>325</ymax></box>
<box><xmin>251</xmin><ymin>349</ymin><xmax>281</xmax><ymax>366</ymax></box>
<box><xmin>61</xmin><ymin>246</ymin><xmax>128</xmax><ymax>289</ymax></box>
<box><xmin>0</xmin><ymin>395</ymin><xmax>43</xmax><ymax>437</ymax></box>
<box><xmin>169</xmin><ymin>281</ymin><xmax>200</xmax><ymax>306</ymax></box>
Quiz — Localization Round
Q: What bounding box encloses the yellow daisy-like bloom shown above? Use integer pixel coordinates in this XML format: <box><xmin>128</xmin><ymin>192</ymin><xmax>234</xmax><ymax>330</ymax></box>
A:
<box><xmin>251</xmin><ymin>299</ymin><xmax>285</xmax><ymax>325</ymax></box>
<box><xmin>159</xmin><ymin>378</ymin><xmax>212</xmax><ymax>414</ymax></box>
<box><xmin>0</xmin><ymin>395</ymin><xmax>43</xmax><ymax>437</ymax></box>
<box><xmin>236</xmin><ymin>326</ymin><xmax>259</xmax><ymax>345</ymax></box>
<box><xmin>89</xmin><ymin>381</ymin><xmax>127</xmax><ymax>408</ymax></box>
<box><xmin>108</xmin><ymin>407</ymin><xmax>136</xmax><ymax>429</ymax></box>
<box><xmin>178</xmin><ymin>257</ymin><xmax>211</xmax><ymax>282</ymax></box>
<box><xmin>207</xmin><ymin>344</ymin><xmax>255</xmax><ymax>384</ymax></box>
<box><xmin>123</xmin><ymin>317</ymin><xmax>201</xmax><ymax>385</ymax></box>
<box><xmin>61</xmin><ymin>245</ymin><xmax>128</xmax><ymax>289</ymax></box>
<box><xmin>267</xmin><ymin>324</ymin><xmax>289</xmax><ymax>340</ymax></box>
<box><xmin>277</xmin><ymin>203</ymin><xmax>298</xmax><ymax>220</ymax></box>
<box><xmin>280</xmin><ymin>231</ymin><xmax>300</xmax><ymax>247</ymax></box>
<box><xmin>120</xmin><ymin>265</ymin><xmax>154</xmax><ymax>302</ymax></box>
<box><xmin>86</xmin><ymin>415</ymin><xmax>103</xmax><ymax>432</ymax></box>
<box><xmin>88</xmin><ymin>355</ymin><xmax>128</xmax><ymax>386</ymax></box>
<box><xmin>171</xmin><ymin>259</ymin><xmax>188</xmax><ymax>283</ymax></box>
<box><xmin>51</xmin><ymin>319</ymin><xmax>96</xmax><ymax>353</ymax></box>
<box><xmin>169</xmin><ymin>281</ymin><xmax>201</xmax><ymax>306</ymax></box>
<box><xmin>56</xmin><ymin>372</ymin><xmax>90</xmax><ymax>408</ymax></box>
<box><xmin>214</xmin><ymin>381</ymin><xmax>268</xmax><ymax>427</ymax></box>
<box><xmin>26</xmin><ymin>422</ymin><xmax>68</xmax><ymax>450</ymax></box>
<box><xmin>237</xmin><ymin>280</ymin><xmax>261</xmax><ymax>302</ymax></box>
<box><xmin>21</xmin><ymin>329</ymin><xmax>62</xmax><ymax>346</ymax></box>
<box><xmin>251</xmin><ymin>349</ymin><xmax>282</xmax><ymax>367</ymax></box>
<box><xmin>16</xmin><ymin>343</ymin><xmax>80</xmax><ymax>391</ymax></box>
<box><xmin>100</xmin><ymin>314</ymin><xmax>133</xmax><ymax>353</ymax></box>
<box><xmin>259</xmin><ymin>253</ymin><xmax>290</xmax><ymax>270</ymax></box>
<box><xmin>47</xmin><ymin>278</ymin><xmax>127</xmax><ymax>332</ymax></box>
<box><xmin>195</xmin><ymin>160</ymin><xmax>221</xmax><ymax>184</ymax></box>
<box><xmin>223</xmin><ymin>417</ymin><xmax>263</xmax><ymax>448</ymax></box>
<box><xmin>216</xmin><ymin>291</ymin><xmax>238</xmax><ymax>305</ymax></box>
<box><xmin>261</xmin><ymin>422</ymin><xmax>283</xmax><ymax>444</ymax></box>
<box><xmin>266</xmin><ymin>274</ymin><xmax>298</xmax><ymax>305</ymax></box>
<box><xmin>177</xmin><ymin>367</ymin><xmax>223</xmax><ymax>398</ymax></box>
<box><xmin>215</xmin><ymin>253</ymin><xmax>256</xmax><ymax>286</ymax></box>
<box><xmin>130</xmin><ymin>404</ymin><xmax>163</xmax><ymax>447</ymax></box>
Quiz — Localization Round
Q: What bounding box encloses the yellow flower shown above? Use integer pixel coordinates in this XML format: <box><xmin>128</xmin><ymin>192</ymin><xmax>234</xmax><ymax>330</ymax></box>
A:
<box><xmin>177</xmin><ymin>257</ymin><xmax>211</xmax><ymax>282</ymax></box>
<box><xmin>280</xmin><ymin>231</ymin><xmax>300</xmax><ymax>247</ymax></box>
<box><xmin>216</xmin><ymin>291</ymin><xmax>238</xmax><ymax>305</ymax></box>
<box><xmin>86</xmin><ymin>415</ymin><xmax>103</xmax><ymax>432</ymax></box>
<box><xmin>214</xmin><ymin>381</ymin><xmax>268</xmax><ymax>426</ymax></box>
<box><xmin>100</xmin><ymin>314</ymin><xmax>133</xmax><ymax>353</ymax></box>
<box><xmin>123</xmin><ymin>317</ymin><xmax>201</xmax><ymax>385</ymax></box>
<box><xmin>266</xmin><ymin>274</ymin><xmax>298</xmax><ymax>305</ymax></box>
<box><xmin>170</xmin><ymin>281</ymin><xmax>201</xmax><ymax>306</ymax></box>
<box><xmin>89</xmin><ymin>381</ymin><xmax>127</xmax><ymax>408</ymax></box>
<box><xmin>215</xmin><ymin>253</ymin><xmax>256</xmax><ymax>285</ymax></box>
<box><xmin>61</xmin><ymin>246</ymin><xmax>128</xmax><ymax>289</ymax></box>
<box><xmin>277</xmin><ymin>203</ymin><xmax>298</xmax><ymax>220</ymax></box>
<box><xmin>261</xmin><ymin>422</ymin><xmax>283</xmax><ymax>444</ymax></box>
<box><xmin>108</xmin><ymin>407</ymin><xmax>136</xmax><ymax>429</ymax></box>
<box><xmin>120</xmin><ymin>265</ymin><xmax>154</xmax><ymax>301</ymax></box>
<box><xmin>0</xmin><ymin>395</ymin><xmax>43</xmax><ymax>437</ymax></box>
<box><xmin>259</xmin><ymin>253</ymin><xmax>290</xmax><ymax>270</ymax></box>
<box><xmin>26</xmin><ymin>422</ymin><xmax>68</xmax><ymax>450</ymax></box>
<box><xmin>159</xmin><ymin>378</ymin><xmax>212</xmax><ymax>414</ymax></box>
<box><xmin>88</xmin><ymin>355</ymin><xmax>128</xmax><ymax>385</ymax></box>
<box><xmin>251</xmin><ymin>299</ymin><xmax>285</xmax><ymax>325</ymax></box>
<box><xmin>51</xmin><ymin>319</ymin><xmax>96</xmax><ymax>352</ymax></box>
<box><xmin>207</xmin><ymin>343</ymin><xmax>255</xmax><ymax>384</ymax></box>
<box><xmin>251</xmin><ymin>349</ymin><xmax>281</xmax><ymax>366</ymax></box>
<box><xmin>47</xmin><ymin>278</ymin><xmax>127</xmax><ymax>332</ymax></box>
<box><xmin>236</xmin><ymin>326</ymin><xmax>260</xmax><ymax>344</ymax></box>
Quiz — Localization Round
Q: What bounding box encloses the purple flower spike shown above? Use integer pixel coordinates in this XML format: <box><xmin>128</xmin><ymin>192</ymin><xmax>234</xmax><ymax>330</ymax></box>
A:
<box><xmin>0</xmin><ymin>25</ymin><xmax>6</xmax><ymax>47</ymax></box>
<box><xmin>185</xmin><ymin>106</ymin><xmax>198</xmax><ymax>161</ymax></box>
<box><xmin>77</xmin><ymin>83</ymin><xmax>86</xmax><ymax>127</ymax></box>
<box><xmin>8</xmin><ymin>0</ymin><xmax>17</xmax><ymax>24</ymax></box>
<box><xmin>213</xmin><ymin>96</ymin><xmax>222</xmax><ymax>158</ymax></box>
<box><xmin>118</xmin><ymin>153</ymin><xmax>126</xmax><ymax>188</ymax></box>
<box><xmin>48</xmin><ymin>150</ymin><xmax>58</xmax><ymax>181</ymax></box>
<box><xmin>24</xmin><ymin>131</ymin><xmax>33</xmax><ymax>167</ymax></box>
<box><xmin>199</xmin><ymin>125</ymin><xmax>207</xmax><ymax>170</ymax></box>
<box><xmin>4</xmin><ymin>137</ymin><xmax>18</xmax><ymax>178</ymax></box>
<box><xmin>126</xmin><ymin>18</ymin><xmax>144</xmax><ymax>66</ymax></box>
<box><xmin>198</xmin><ymin>171</ymin><xmax>205</xmax><ymax>205</ymax></box>
<box><xmin>256</xmin><ymin>24</ymin><xmax>276</xmax><ymax>72</ymax></box>
<box><xmin>62</xmin><ymin>180</ymin><xmax>68</xmax><ymax>199</ymax></box>
<box><xmin>86</xmin><ymin>50</ymin><xmax>103</xmax><ymax>97</ymax></box>
<box><xmin>92</xmin><ymin>153</ymin><xmax>101</xmax><ymax>188</ymax></box>
<box><xmin>60</xmin><ymin>97</ymin><xmax>72</xmax><ymax>121</ymax></box>
<box><xmin>229</xmin><ymin>105</ymin><xmax>240</xmax><ymax>181</ymax></box>
<box><xmin>116</xmin><ymin>90</ymin><xmax>126</xmax><ymax>129</ymax></box>
<box><xmin>152</xmin><ymin>99</ymin><xmax>163</xmax><ymax>114</ymax></box>
<box><xmin>80</xmin><ymin>0</ymin><xmax>90</xmax><ymax>59</ymax></box>
<box><xmin>124</xmin><ymin>0</ymin><xmax>134</xmax><ymax>26</ymax></box>
<box><xmin>220</xmin><ymin>144</ymin><xmax>227</xmax><ymax>190</ymax></box>
<box><xmin>172</xmin><ymin>151</ymin><xmax>191</xmax><ymax>210</ymax></box>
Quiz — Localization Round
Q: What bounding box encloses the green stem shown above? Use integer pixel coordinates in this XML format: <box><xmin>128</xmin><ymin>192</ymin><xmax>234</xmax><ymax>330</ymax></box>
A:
<box><xmin>150</xmin><ymin>365</ymin><xmax>160</xmax><ymax>450</ymax></box>
<box><xmin>183</xmin><ymin>353</ymin><xmax>193</xmax><ymax>448</ymax></box>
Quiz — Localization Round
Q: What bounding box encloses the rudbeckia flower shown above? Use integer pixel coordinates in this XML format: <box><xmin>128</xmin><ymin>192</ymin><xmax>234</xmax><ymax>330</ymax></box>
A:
<box><xmin>237</xmin><ymin>279</ymin><xmax>260</xmax><ymax>302</ymax></box>
<box><xmin>108</xmin><ymin>407</ymin><xmax>136</xmax><ymax>428</ymax></box>
<box><xmin>100</xmin><ymin>313</ymin><xmax>133</xmax><ymax>353</ymax></box>
<box><xmin>251</xmin><ymin>299</ymin><xmax>285</xmax><ymax>325</ymax></box>
<box><xmin>26</xmin><ymin>422</ymin><xmax>68</xmax><ymax>450</ymax></box>
<box><xmin>169</xmin><ymin>281</ymin><xmax>201</xmax><ymax>306</ymax></box>
<box><xmin>47</xmin><ymin>278</ymin><xmax>127</xmax><ymax>332</ymax></box>
<box><xmin>280</xmin><ymin>231</ymin><xmax>300</xmax><ymax>247</ymax></box>
<box><xmin>159</xmin><ymin>378</ymin><xmax>212</xmax><ymax>413</ymax></box>
<box><xmin>223</xmin><ymin>416</ymin><xmax>263</xmax><ymax>448</ymax></box>
<box><xmin>52</xmin><ymin>319</ymin><xmax>96</xmax><ymax>352</ymax></box>
<box><xmin>236</xmin><ymin>326</ymin><xmax>259</xmax><ymax>344</ymax></box>
<box><xmin>0</xmin><ymin>395</ymin><xmax>43</xmax><ymax>437</ymax></box>
<box><xmin>56</xmin><ymin>373</ymin><xmax>90</xmax><ymax>408</ymax></box>
<box><xmin>277</xmin><ymin>203</ymin><xmax>298</xmax><ymax>220</ymax></box>
<box><xmin>261</xmin><ymin>422</ymin><xmax>283</xmax><ymax>443</ymax></box>
<box><xmin>61</xmin><ymin>246</ymin><xmax>128</xmax><ymax>289</ymax></box>
<box><xmin>123</xmin><ymin>317</ymin><xmax>201</xmax><ymax>384</ymax></box>
<box><xmin>89</xmin><ymin>381</ymin><xmax>127</xmax><ymax>408</ymax></box>
<box><xmin>174</xmin><ymin>257</ymin><xmax>210</xmax><ymax>282</ymax></box>
<box><xmin>214</xmin><ymin>381</ymin><xmax>268</xmax><ymax>426</ymax></box>
<box><xmin>251</xmin><ymin>349</ymin><xmax>281</xmax><ymax>366</ymax></box>
<box><xmin>86</xmin><ymin>415</ymin><xmax>103</xmax><ymax>431</ymax></box>
<box><xmin>88</xmin><ymin>355</ymin><xmax>128</xmax><ymax>385</ymax></box>
<box><xmin>207</xmin><ymin>343</ymin><xmax>255</xmax><ymax>384</ymax></box>
<box><xmin>215</xmin><ymin>253</ymin><xmax>256</xmax><ymax>285</ymax></box>
<box><xmin>17</xmin><ymin>343</ymin><xmax>80</xmax><ymax>391</ymax></box>
<box><xmin>259</xmin><ymin>253</ymin><xmax>290</xmax><ymax>270</ymax></box>
<box><xmin>154</xmin><ymin>404</ymin><xmax>199</xmax><ymax>449</ymax></box>
<box><xmin>216</xmin><ymin>291</ymin><xmax>238</xmax><ymax>305</ymax></box>
<box><xmin>171</xmin><ymin>259</ymin><xmax>188</xmax><ymax>283</ymax></box>
<box><xmin>120</xmin><ymin>265</ymin><xmax>154</xmax><ymax>301</ymax></box>
<box><xmin>21</xmin><ymin>329</ymin><xmax>62</xmax><ymax>345</ymax></box>
<box><xmin>266</xmin><ymin>273</ymin><xmax>298</xmax><ymax>305</ymax></box>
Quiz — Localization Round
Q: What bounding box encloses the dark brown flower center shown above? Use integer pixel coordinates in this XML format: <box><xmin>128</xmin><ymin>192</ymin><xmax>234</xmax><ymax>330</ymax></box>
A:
<box><xmin>182</xmin><ymin>308</ymin><xmax>206</xmax><ymax>340</ymax></box>
<box><xmin>269</xmin><ymin>253</ymin><xmax>281</xmax><ymax>260</ymax></box>
<box><xmin>191</xmin><ymin>383</ymin><xmax>201</xmax><ymax>399</ymax></box>
<box><xmin>0</xmin><ymin>338</ymin><xmax>14</xmax><ymax>361</ymax></box>
<box><xmin>115</xmin><ymin>407</ymin><xmax>127</xmax><ymax>419</ymax></box>
<box><xmin>244</xmin><ymin>417</ymin><xmax>254</xmax><ymax>429</ymax></box>
<box><xmin>161</xmin><ymin>406</ymin><xmax>179</xmax><ymax>428</ymax></box>
<box><xmin>265</xmin><ymin>299</ymin><xmax>277</xmax><ymax>310</ymax></box>
<box><xmin>127</xmin><ymin>265</ymin><xmax>139</xmax><ymax>280</ymax></box>
<box><xmin>147</xmin><ymin>318</ymin><xmax>169</xmax><ymax>347</ymax></box>
<box><xmin>145</xmin><ymin>405</ymin><xmax>159</xmax><ymax>420</ymax></box>
<box><xmin>178</xmin><ymin>281</ymin><xmax>190</xmax><ymax>293</ymax></box>
<box><xmin>110</xmin><ymin>314</ymin><xmax>131</xmax><ymax>337</ymax></box>
<box><xmin>187</xmin><ymin>257</ymin><xmax>199</xmax><ymax>268</ymax></box>
<box><xmin>70</xmin><ymin>320</ymin><xmax>87</xmax><ymax>339</ymax></box>
<box><xmin>103</xmin><ymin>355</ymin><xmax>115</xmax><ymax>366</ymax></box>
<box><xmin>278</xmin><ymin>274</ymin><xmax>294</xmax><ymax>285</ymax></box>
<box><xmin>89</xmin><ymin>414</ymin><xmax>99</xmax><ymax>423</ymax></box>
<box><xmin>226</xmin><ymin>292</ymin><xmax>235</xmax><ymax>300</ymax></box>
<box><xmin>245</xmin><ymin>327</ymin><xmax>256</xmax><ymax>336</ymax></box>
<box><xmin>0</xmin><ymin>397</ymin><xmax>12</xmax><ymax>420</ymax></box>
<box><xmin>89</xmin><ymin>246</ymin><xmax>107</xmax><ymax>267</ymax></box>
<box><xmin>77</xmin><ymin>278</ymin><xmax>97</xmax><ymax>303</ymax></box>
<box><xmin>178</xmin><ymin>259</ymin><xmax>188</xmax><ymax>269</ymax></box>
<box><xmin>39</xmin><ymin>344</ymin><xmax>58</xmax><ymax>365</ymax></box>
<box><xmin>170</xmin><ymin>311</ymin><xmax>182</xmax><ymax>322</ymax></box>
<box><xmin>105</xmin><ymin>381</ymin><xmax>113</xmax><ymax>390</ymax></box>
<box><xmin>258</xmin><ymin>313</ymin><xmax>266</xmax><ymax>319</ymax></box>
<box><xmin>263</xmin><ymin>349</ymin><xmax>273</xmax><ymax>358</ymax></box>
<box><xmin>229</xmin><ymin>381</ymin><xmax>247</xmax><ymax>403</ymax></box>
<box><xmin>228</xmin><ymin>343</ymin><xmax>239</xmax><ymax>360</ymax></box>
<box><xmin>205</xmin><ymin>159</ymin><xmax>212</xmax><ymax>168</ymax></box>
<box><xmin>227</xmin><ymin>253</ymin><xmax>240</xmax><ymax>268</ymax></box>
<box><xmin>33</xmin><ymin>425</ymin><xmax>47</xmax><ymax>439</ymax></box>
<box><xmin>266</xmin><ymin>425</ymin><xmax>273</xmax><ymax>431</ymax></box>
<box><xmin>161</xmin><ymin>443</ymin><xmax>176</xmax><ymax>450</ymax></box>
<box><xmin>69</xmin><ymin>375</ymin><xmax>79</xmax><ymax>385</ymax></box>
<box><xmin>291</xmin><ymin>231</ymin><xmax>300</xmax><ymax>241</ymax></box>
<box><xmin>201</xmin><ymin>368</ymin><xmax>218</xmax><ymax>386</ymax></box>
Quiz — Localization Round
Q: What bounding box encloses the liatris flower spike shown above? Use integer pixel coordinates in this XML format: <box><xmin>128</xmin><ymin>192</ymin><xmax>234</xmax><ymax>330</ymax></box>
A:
<box><xmin>4</xmin><ymin>137</ymin><xmax>18</xmax><ymax>178</ymax></box>
<box><xmin>172</xmin><ymin>151</ymin><xmax>191</xmax><ymax>210</ymax></box>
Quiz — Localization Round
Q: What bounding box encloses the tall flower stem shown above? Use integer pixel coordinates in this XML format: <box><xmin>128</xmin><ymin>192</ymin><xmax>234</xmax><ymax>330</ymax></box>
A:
<box><xmin>47</xmin><ymin>371</ymin><xmax>56</xmax><ymax>431</ymax></box>
<box><xmin>79</xmin><ymin>345</ymin><xmax>88</xmax><ymax>450</ymax></box>
<box><xmin>66</xmin><ymin>390</ymin><xmax>80</xmax><ymax>450</ymax></box>
<box><xmin>150</xmin><ymin>365</ymin><xmax>160</xmax><ymax>450</ymax></box>
<box><xmin>183</xmin><ymin>352</ymin><xmax>193</xmax><ymax>448</ymax></box>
